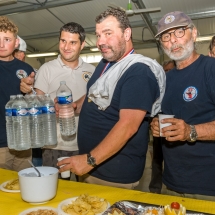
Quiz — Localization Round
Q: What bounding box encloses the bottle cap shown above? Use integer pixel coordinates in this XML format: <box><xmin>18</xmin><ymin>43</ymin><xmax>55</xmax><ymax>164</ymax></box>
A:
<box><xmin>60</xmin><ymin>81</ymin><xmax>66</xmax><ymax>85</ymax></box>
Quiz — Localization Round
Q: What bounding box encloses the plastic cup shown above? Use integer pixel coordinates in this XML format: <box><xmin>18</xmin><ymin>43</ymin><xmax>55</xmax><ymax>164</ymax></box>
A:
<box><xmin>158</xmin><ymin>114</ymin><xmax>174</xmax><ymax>136</ymax></box>
<box><xmin>57</xmin><ymin>157</ymin><xmax>70</xmax><ymax>178</ymax></box>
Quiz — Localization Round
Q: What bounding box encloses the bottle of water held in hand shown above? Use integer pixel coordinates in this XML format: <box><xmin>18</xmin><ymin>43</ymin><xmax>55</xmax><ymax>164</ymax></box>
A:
<box><xmin>12</xmin><ymin>94</ymin><xmax>31</xmax><ymax>150</ymax></box>
<box><xmin>28</xmin><ymin>95</ymin><xmax>44</xmax><ymax>148</ymax></box>
<box><xmin>5</xmin><ymin>95</ymin><xmax>16</xmax><ymax>149</ymax></box>
<box><xmin>56</xmin><ymin>81</ymin><xmax>76</xmax><ymax>136</ymax></box>
<box><xmin>42</xmin><ymin>94</ymin><xmax>57</xmax><ymax>146</ymax></box>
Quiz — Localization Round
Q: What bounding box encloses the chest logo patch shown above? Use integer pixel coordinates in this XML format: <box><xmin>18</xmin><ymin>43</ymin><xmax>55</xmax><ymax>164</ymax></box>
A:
<box><xmin>82</xmin><ymin>72</ymin><xmax>92</xmax><ymax>82</ymax></box>
<box><xmin>164</xmin><ymin>15</ymin><xmax>175</xmax><ymax>24</ymax></box>
<box><xmin>183</xmin><ymin>86</ymin><xmax>198</xmax><ymax>102</ymax></box>
<box><xmin>16</xmin><ymin>69</ymin><xmax>28</xmax><ymax>79</ymax></box>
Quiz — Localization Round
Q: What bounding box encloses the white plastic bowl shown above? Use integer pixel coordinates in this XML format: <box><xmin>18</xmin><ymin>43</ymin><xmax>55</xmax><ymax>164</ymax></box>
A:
<box><xmin>18</xmin><ymin>166</ymin><xmax>58</xmax><ymax>203</ymax></box>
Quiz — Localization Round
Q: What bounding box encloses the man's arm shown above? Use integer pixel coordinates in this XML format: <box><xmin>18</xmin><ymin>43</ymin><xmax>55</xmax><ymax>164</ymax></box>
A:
<box><xmin>155</xmin><ymin>118</ymin><xmax>215</xmax><ymax>141</ymax></box>
<box><xmin>57</xmin><ymin>108</ymin><xmax>147</xmax><ymax>175</ymax></box>
<box><xmin>20</xmin><ymin>72</ymin><xmax>35</xmax><ymax>94</ymax></box>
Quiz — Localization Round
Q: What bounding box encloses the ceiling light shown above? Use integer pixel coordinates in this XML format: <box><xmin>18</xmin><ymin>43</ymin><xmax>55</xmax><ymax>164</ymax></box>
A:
<box><xmin>90</xmin><ymin>47</ymin><xmax>99</xmax><ymax>52</ymax></box>
<box><xmin>26</xmin><ymin>52</ymin><xmax>58</xmax><ymax>58</ymax></box>
<box><xmin>196</xmin><ymin>36</ymin><xmax>213</xmax><ymax>42</ymax></box>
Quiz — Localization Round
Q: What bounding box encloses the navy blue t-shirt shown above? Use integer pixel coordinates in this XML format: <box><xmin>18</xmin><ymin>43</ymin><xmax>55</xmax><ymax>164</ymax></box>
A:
<box><xmin>0</xmin><ymin>58</ymin><xmax>33</xmax><ymax>148</ymax></box>
<box><xmin>78</xmin><ymin>59</ymin><xmax>159</xmax><ymax>183</ymax></box>
<box><xmin>162</xmin><ymin>55</ymin><xmax>215</xmax><ymax>196</ymax></box>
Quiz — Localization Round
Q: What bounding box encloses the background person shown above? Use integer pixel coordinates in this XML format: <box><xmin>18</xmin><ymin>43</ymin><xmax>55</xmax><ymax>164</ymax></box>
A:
<box><xmin>151</xmin><ymin>11</ymin><xmax>215</xmax><ymax>201</ymax></box>
<box><xmin>208</xmin><ymin>35</ymin><xmax>215</xmax><ymax>57</ymax></box>
<box><xmin>162</xmin><ymin>60</ymin><xmax>176</xmax><ymax>72</ymax></box>
<box><xmin>12</xmin><ymin>35</ymin><xmax>27</xmax><ymax>61</ymax></box>
<box><xmin>0</xmin><ymin>16</ymin><xmax>33</xmax><ymax>171</ymax></box>
<box><xmin>57</xmin><ymin>8</ymin><xmax>165</xmax><ymax>189</ymax></box>
<box><xmin>20</xmin><ymin>22</ymin><xmax>95</xmax><ymax>180</ymax></box>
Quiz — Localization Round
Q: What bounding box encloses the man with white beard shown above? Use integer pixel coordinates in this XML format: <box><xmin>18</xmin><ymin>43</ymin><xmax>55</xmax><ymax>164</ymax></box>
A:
<box><xmin>150</xmin><ymin>11</ymin><xmax>215</xmax><ymax>201</ymax></box>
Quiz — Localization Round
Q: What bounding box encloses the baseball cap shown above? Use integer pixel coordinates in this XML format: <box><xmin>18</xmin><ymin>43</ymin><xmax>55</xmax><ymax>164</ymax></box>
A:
<box><xmin>155</xmin><ymin>11</ymin><xmax>193</xmax><ymax>38</ymax></box>
<box><xmin>17</xmin><ymin>35</ymin><xmax>27</xmax><ymax>52</ymax></box>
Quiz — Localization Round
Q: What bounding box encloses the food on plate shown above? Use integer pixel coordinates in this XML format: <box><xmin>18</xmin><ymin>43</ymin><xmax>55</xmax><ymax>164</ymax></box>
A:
<box><xmin>108</xmin><ymin>208</ymin><xmax>125</xmax><ymax>215</ymax></box>
<box><xmin>164</xmin><ymin>202</ymin><xmax>186</xmax><ymax>215</ymax></box>
<box><xmin>62</xmin><ymin>194</ymin><xmax>108</xmax><ymax>215</ymax></box>
<box><xmin>4</xmin><ymin>179</ymin><xmax>20</xmax><ymax>190</ymax></box>
<box><xmin>144</xmin><ymin>207</ymin><xmax>164</xmax><ymax>215</ymax></box>
<box><xmin>25</xmin><ymin>209</ymin><xmax>57</xmax><ymax>215</ymax></box>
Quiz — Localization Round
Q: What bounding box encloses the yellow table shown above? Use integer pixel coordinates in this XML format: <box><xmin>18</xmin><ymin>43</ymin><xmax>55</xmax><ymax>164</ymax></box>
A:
<box><xmin>0</xmin><ymin>168</ymin><xmax>215</xmax><ymax>215</ymax></box>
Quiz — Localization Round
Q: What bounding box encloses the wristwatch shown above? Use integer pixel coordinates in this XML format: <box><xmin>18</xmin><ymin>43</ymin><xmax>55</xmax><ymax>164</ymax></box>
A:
<box><xmin>87</xmin><ymin>153</ymin><xmax>97</xmax><ymax>167</ymax></box>
<box><xmin>188</xmin><ymin>125</ymin><xmax>198</xmax><ymax>142</ymax></box>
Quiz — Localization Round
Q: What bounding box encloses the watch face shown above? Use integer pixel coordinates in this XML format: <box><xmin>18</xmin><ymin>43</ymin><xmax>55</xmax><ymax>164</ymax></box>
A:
<box><xmin>87</xmin><ymin>154</ymin><xmax>96</xmax><ymax>166</ymax></box>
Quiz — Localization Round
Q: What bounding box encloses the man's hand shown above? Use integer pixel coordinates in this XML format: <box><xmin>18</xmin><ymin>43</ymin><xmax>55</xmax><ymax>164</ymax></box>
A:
<box><xmin>150</xmin><ymin>117</ymin><xmax>160</xmax><ymax>137</ymax></box>
<box><xmin>160</xmin><ymin>118</ymin><xmax>191</xmax><ymax>141</ymax></box>
<box><xmin>57</xmin><ymin>154</ymin><xmax>93</xmax><ymax>176</ymax></box>
<box><xmin>20</xmin><ymin>72</ymin><xmax>35</xmax><ymax>93</ymax></box>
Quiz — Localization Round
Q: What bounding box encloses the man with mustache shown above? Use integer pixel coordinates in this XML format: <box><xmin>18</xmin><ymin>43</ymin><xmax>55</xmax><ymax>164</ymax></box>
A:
<box><xmin>57</xmin><ymin>8</ymin><xmax>165</xmax><ymax>189</ymax></box>
<box><xmin>151</xmin><ymin>11</ymin><xmax>215</xmax><ymax>201</ymax></box>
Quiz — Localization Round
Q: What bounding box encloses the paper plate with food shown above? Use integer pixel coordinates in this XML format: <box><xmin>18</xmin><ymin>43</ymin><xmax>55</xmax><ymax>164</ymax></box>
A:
<box><xmin>58</xmin><ymin>194</ymin><xmax>110</xmax><ymax>215</ymax></box>
<box><xmin>0</xmin><ymin>178</ymin><xmax>20</xmax><ymax>193</ymax></box>
<box><xmin>18</xmin><ymin>206</ymin><xmax>57</xmax><ymax>215</ymax></box>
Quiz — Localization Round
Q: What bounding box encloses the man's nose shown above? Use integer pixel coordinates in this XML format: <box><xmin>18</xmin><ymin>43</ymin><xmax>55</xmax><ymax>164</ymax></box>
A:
<box><xmin>0</xmin><ymin>40</ymin><xmax>4</xmax><ymax>48</ymax></box>
<box><xmin>169</xmin><ymin>32</ymin><xmax>177</xmax><ymax>43</ymax></box>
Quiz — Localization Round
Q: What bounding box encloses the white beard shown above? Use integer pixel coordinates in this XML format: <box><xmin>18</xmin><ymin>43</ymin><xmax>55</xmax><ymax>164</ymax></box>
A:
<box><xmin>162</xmin><ymin>38</ymin><xmax>195</xmax><ymax>61</ymax></box>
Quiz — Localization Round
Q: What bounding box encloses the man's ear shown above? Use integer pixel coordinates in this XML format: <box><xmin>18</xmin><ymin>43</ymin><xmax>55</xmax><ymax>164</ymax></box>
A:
<box><xmin>192</xmin><ymin>27</ymin><xmax>198</xmax><ymax>41</ymax></box>
<box><xmin>80</xmin><ymin>41</ymin><xmax>85</xmax><ymax>50</ymax></box>
<box><xmin>15</xmin><ymin>37</ymin><xmax>19</xmax><ymax>49</ymax></box>
<box><xmin>124</xmin><ymin>28</ymin><xmax>132</xmax><ymax>42</ymax></box>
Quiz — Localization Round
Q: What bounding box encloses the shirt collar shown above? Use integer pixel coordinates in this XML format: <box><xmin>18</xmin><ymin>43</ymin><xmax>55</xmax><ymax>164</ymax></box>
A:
<box><xmin>57</xmin><ymin>54</ymin><xmax>83</xmax><ymax>70</ymax></box>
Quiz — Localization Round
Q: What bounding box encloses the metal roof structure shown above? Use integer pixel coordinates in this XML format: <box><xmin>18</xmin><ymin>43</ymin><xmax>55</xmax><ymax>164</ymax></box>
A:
<box><xmin>1</xmin><ymin>0</ymin><xmax>215</xmax><ymax>58</ymax></box>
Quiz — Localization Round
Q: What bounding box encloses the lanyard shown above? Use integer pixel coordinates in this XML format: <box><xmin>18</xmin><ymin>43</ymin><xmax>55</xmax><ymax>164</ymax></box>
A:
<box><xmin>100</xmin><ymin>48</ymin><xmax>134</xmax><ymax>77</ymax></box>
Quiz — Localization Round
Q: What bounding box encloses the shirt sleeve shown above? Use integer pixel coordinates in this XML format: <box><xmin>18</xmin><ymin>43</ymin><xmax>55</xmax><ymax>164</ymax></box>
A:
<box><xmin>34</xmin><ymin>64</ymin><xmax>50</xmax><ymax>93</ymax></box>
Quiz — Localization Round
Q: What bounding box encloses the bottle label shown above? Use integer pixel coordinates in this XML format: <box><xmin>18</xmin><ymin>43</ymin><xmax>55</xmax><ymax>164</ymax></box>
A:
<box><xmin>12</xmin><ymin>108</ymin><xmax>29</xmax><ymax>116</ymax></box>
<box><xmin>41</xmin><ymin>106</ymin><xmax>55</xmax><ymax>114</ymax></box>
<box><xmin>57</xmin><ymin>95</ymin><xmax>72</xmax><ymax>104</ymax></box>
<box><xmin>29</xmin><ymin>107</ymin><xmax>42</xmax><ymax>115</ymax></box>
<box><xmin>5</xmin><ymin>108</ymin><xmax>12</xmax><ymax>116</ymax></box>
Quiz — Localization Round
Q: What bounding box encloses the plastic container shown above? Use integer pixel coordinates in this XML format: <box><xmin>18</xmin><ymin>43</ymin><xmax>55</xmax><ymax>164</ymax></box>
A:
<box><xmin>28</xmin><ymin>95</ymin><xmax>44</xmax><ymax>148</ymax></box>
<box><xmin>18</xmin><ymin>166</ymin><xmax>58</xmax><ymax>203</ymax></box>
<box><xmin>5</xmin><ymin>95</ymin><xmax>16</xmax><ymax>149</ymax></box>
<box><xmin>56</xmin><ymin>81</ymin><xmax>76</xmax><ymax>136</ymax></box>
<box><xmin>42</xmin><ymin>94</ymin><xmax>57</xmax><ymax>146</ymax></box>
<box><xmin>12</xmin><ymin>94</ymin><xmax>31</xmax><ymax>150</ymax></box>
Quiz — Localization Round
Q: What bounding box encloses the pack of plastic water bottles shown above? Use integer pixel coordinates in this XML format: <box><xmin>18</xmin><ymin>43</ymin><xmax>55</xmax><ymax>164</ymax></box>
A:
<box><xmin>5</xmin><ymin>94</ymin><xmax>57</xmax><ymax>151</ymax></box>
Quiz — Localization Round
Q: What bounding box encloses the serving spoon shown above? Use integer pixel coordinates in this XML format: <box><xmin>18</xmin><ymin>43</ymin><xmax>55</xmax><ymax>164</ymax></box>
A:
<box><xmin>28</xmin><ymin>160</ymin><xmax>42</xmax><ymax>177</ymax></box>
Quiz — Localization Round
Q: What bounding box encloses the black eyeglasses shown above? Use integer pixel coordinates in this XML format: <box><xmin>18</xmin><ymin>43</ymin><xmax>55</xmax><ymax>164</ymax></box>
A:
<box><xmin>160</xmin><ymin>27</ymin><xmax>191</xmax><ymax>42</ymax></box>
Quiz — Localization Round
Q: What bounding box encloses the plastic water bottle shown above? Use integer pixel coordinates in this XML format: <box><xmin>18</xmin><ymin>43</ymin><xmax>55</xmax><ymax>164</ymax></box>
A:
<box><xmin>5</xmin><ymin>95</ymin><xmax>16</xmax><ymax>149</ymax></box>
<box><xmin>56</xmin><ymin>81</ymin><xmax>76</xmax><ymax>136</ymax></box>
<box><xmin>42</xmin><ymin>94</ymin><xmax>57</xmax><ymax>146</ymax></box>
<box><xmin>28</xmin><ymin>95</ymin><xmax>44</xmax><ymax>148</ymax></box>
<box><xmin>12</xmin><ymin>94</ymin><xmax>31</xmax><ymax>150</ymax></box>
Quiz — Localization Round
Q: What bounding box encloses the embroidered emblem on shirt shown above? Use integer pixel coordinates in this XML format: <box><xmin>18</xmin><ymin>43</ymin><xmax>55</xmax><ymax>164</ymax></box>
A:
<box><xmin>83</xmin><ymin>72</ymin><xmax>92</xmax><ymax>82</ymax></box>
<box><xmin>183</xmin><ymin>86</ymin><xmax>198</xmax><ymax>102</ymax></box>
<box><xmin>164</xmin><ymin>15</ymin><xmax>175</xmax><ymax>24</ymax></box>
<box><xmin>16</xmin><ymin>69</ymin><xmax>28</xmax><ymax>79</ymax></box>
